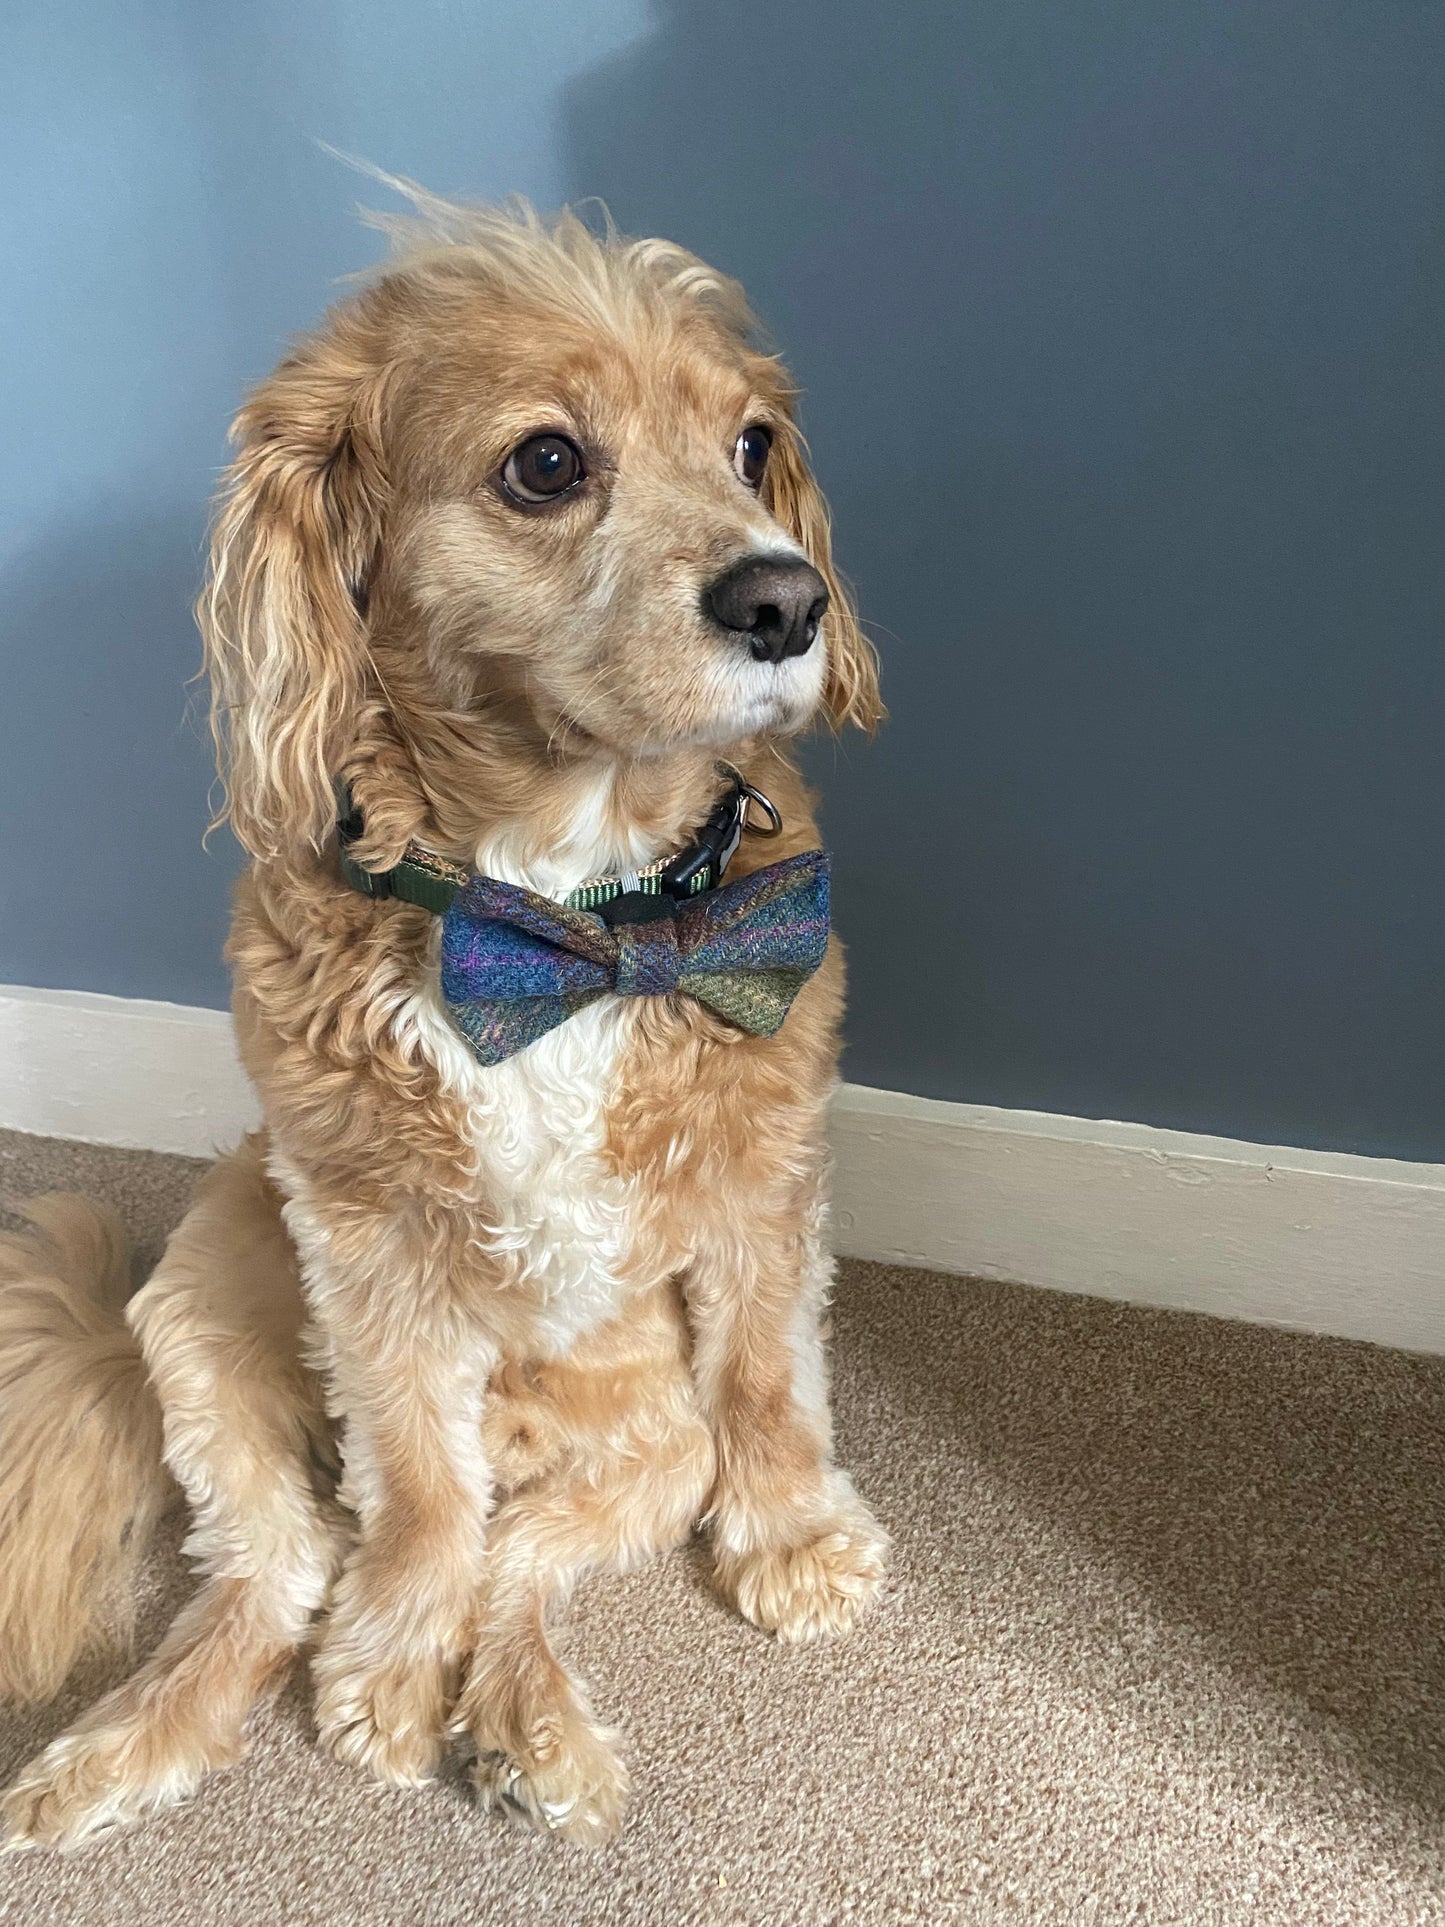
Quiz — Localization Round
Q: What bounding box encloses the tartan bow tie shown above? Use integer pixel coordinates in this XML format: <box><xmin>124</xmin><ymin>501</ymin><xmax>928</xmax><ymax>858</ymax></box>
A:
<box><xmin>439</xmin><ymin>851</ymin><xmax>830</xmax><ymax>1066</ymax></box>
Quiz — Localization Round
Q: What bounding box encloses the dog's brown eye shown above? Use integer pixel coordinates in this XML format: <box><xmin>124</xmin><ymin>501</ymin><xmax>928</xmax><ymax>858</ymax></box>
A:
<box><xmin>734</xmin><ymin>425</ymin><xmax>772</xmax><ymax>489</ymax></box>
<box><xmin>500</xmin><ymin>434</ymin><xmax>586</xmax><ymax>505</ymax></box>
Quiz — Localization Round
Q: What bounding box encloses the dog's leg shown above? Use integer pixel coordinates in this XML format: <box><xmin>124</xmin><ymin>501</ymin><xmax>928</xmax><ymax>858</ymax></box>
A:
<box><xmin>452</xmin><ymin>1392</ymin><xmax>712</xmax><ymax>1845</ymax></box>
<box><xmin>282</xmin><ymin>1187</ymin><xmax>499</xmax><ymax>1788</ymax></box>
<box><xmin>306</xmin><ymin>1335</ymin><xmax>496</xmax><ymax>1788</ymax></box>
<box><xmin>2</xmin><ymin>1139</ymin><xmax>343</xmax><ymax>1849</ymax></box>
<box><xmin>684</xmin><ymin>1174</ymin><xmax>888</xmax><ymax>1645</ymax></box>
<box><xmin>3</xmin><ymin>1577</ymin><xmax>308</xmax><ymax>1851</ymax></box>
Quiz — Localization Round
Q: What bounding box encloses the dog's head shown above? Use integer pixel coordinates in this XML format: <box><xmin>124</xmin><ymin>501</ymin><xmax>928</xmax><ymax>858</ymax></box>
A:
<box><xmin>202</xmin><ymin>194</ymin><xmax>881</xmax><ymax>859</ymax></box>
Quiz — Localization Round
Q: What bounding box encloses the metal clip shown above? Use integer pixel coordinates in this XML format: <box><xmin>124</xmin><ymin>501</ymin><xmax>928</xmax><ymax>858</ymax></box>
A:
<box><xmin>739</xmin><ymin>780</ymin><xmax>783</xmax><ymax>838</ymax></box>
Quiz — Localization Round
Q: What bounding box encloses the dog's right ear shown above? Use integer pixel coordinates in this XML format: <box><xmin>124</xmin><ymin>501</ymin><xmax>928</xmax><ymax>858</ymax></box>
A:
<box><xmin>200</xmin><ymin>324</ymin><xmax>388</xmax><ymax>859</ymax></box>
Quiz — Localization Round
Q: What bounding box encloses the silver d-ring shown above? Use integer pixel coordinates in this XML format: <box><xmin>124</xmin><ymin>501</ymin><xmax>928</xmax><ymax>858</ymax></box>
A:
<box><xmin>740</xmin><ymin>781</ymin><xmax>783</xmax><ymax>837</ymax></box>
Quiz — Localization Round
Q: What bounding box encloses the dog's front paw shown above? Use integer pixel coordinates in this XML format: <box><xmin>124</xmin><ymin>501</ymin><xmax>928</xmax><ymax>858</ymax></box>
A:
<box><xmin>470</xmin><ymin>1715</ymin><xmax>629</xmax><ymax>1846</ymax></box>
<box><xmin>714</xmin><ymin>1483</ymin><xmax>888</xmax><ymax>1645</ymax></box>
<box><xmin>311</xmin><ymin>1639</ymin><xmax>451</xmax><ymax>1787</ymax></box>
<box><xmin>454</xmin><ymin>1643</ymin><xmax>629</xmax><ymax>1845</ymax></box>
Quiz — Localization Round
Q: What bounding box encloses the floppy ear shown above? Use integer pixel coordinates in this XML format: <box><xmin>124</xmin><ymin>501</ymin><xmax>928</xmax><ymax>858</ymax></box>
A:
<box><xmin>200</xmin><ymin>328</ymin><xmax>388</xmax><ymax>859</ymax></box>
<box><xmin>764</xmin><ymin>428</ymin><xmax>884</xmax><ymax>734</ymax></box>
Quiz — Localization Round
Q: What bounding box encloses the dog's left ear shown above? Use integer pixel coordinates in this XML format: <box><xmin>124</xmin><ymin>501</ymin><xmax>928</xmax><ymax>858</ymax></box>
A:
<box><xmin>199</xmin><ymin>319</ymin><xmax>389</xmax><ymax>859</ymax></box>
<box><xmin>764</xmin><ymin>429</ymin><xmax>884</xmax><ymax>733</ymax></box>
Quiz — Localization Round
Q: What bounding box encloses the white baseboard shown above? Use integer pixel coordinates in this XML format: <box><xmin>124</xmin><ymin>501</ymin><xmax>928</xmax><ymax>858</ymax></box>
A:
<box><xmin>828</xmin><ymin>1085</ymin><xmax>1445</xmax><ymax>1354</ymax></box>
<box><xmin>0</xmin><ymin>985</ymin><xmax>262</xmax><ymax>1158</ymax></box>
<box><xmin>3</xmin><ymin>984</ymin><xmax>1442</xmax><ymax>1353</ymax></box>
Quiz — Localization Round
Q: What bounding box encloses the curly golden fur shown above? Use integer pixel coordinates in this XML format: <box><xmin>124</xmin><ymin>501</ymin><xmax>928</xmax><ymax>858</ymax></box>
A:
<box><xmin>0</xmin><ymin>189</ymin><xmax>886</xmax><ymax>1850</ymax></box>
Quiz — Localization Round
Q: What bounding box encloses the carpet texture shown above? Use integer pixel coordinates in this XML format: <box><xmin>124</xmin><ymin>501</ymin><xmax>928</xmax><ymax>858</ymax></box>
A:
<box><xmin>0</xmin><ymin>1127</ymin><xmax>1441</xmax><ymax>1926</ymax></box>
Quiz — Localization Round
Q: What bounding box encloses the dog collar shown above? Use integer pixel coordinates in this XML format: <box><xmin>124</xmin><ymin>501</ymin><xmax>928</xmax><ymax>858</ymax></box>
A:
<box><xmin>336</xmin><ymin>765</ymin><xmax>783</xmax><ymax>921</ymax></box>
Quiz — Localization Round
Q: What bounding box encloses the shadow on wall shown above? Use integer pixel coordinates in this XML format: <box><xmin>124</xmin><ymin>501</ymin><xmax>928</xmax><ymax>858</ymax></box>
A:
<box><xmin>0</xmin><ymin>514</ymin><xmax>242</xmax><ymax>1006</ymax></box>
<box><xmin>558</xmin><ymin>0</ymin><xmax>1445</xmax><ymax>1160</ymax></box>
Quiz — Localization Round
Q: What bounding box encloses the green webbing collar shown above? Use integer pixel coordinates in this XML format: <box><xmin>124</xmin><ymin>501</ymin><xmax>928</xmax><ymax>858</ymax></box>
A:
<box><xmin>338</xmin><ymin>834</ymin><xmax>471</xmax><ymax>916</ymax></box>
<box><xmin>335</xmin><ymin>767</ymin><xmax>781</xmax><ymax>920</ymax></box>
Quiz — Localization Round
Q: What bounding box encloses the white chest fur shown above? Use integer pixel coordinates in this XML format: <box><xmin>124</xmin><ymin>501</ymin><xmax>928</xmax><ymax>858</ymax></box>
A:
<box><xmin>395</xmin><ymin>982</ymin><xmax>640</xmax><ymax>1353</ymax></box>
<box><xmin>389</xmin><ymin>769</ymin><xmax>659</xmax><ymax>1356</ymax></box>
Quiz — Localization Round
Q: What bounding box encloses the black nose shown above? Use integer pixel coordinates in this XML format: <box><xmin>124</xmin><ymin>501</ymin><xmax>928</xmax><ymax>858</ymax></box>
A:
<box><xmin>705</xmin><ymin>554</ymin><xmax>830</xmax><ymax>663</ymax></box>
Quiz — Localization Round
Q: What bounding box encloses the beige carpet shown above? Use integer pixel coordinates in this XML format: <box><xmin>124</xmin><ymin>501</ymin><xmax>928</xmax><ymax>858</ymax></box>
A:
<box><xmin>0</xmin><ymin>1128</ymin><xmax>1441</xmax><ymax>1926</ymax></box>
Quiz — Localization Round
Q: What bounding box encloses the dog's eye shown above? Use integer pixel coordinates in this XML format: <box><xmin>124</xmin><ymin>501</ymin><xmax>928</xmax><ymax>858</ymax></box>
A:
<box><xmin>734</xmin><ymin>425</ymin><xmax>772</xmax><ymax>490</ymax></box>
<box><xmin>499</xmin><ymin>434</ymin><xmax>586</xmax><ymax>506</ymax></box>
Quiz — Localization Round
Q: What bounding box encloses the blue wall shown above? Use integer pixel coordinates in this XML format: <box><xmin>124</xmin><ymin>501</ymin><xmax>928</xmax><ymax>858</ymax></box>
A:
<box><xmin>3</xmin><ymin>1</ymin><xmax>1443</xmax><ymax>1159</ymax></box>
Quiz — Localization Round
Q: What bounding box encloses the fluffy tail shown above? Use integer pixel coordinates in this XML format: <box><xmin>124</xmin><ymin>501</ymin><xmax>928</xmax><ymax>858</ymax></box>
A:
<box><xmin>0</xmin><ymin>1195</ymin><xmax>174</xmax><ymax>1701</ymax></box>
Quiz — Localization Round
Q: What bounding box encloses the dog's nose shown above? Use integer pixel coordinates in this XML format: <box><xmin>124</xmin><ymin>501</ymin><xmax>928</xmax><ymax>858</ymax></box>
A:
<box><xmin>705</xmin><ymin>555</ymin><xmax>829</xmax><ymax>663</ymax></box>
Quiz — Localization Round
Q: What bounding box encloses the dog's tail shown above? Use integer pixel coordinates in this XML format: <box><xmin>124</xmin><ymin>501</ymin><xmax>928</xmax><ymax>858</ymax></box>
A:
<box><xmin>0</xmin><ymin>1195</ymin><xmax>173</xmax><ymax>1701</ymax></box>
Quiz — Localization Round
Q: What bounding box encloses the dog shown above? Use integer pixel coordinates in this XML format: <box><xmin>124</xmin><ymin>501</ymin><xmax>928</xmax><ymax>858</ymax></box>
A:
<box><xmin>0</xmin><ymin>186</ymin><xmax>887</xmax><ymax>1849</ymax></box>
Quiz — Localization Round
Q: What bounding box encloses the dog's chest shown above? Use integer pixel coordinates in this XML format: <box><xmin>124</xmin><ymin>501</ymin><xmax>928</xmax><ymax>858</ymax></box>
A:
<box><xmin>399</xmin><ymin>980</ymin><xmax>641</xmax><ymax>1352</ymax></box>
<box><xmin>393</xmin><ymin>786</ymin><xmax>660</xmax><ymax>1354</ymax></box>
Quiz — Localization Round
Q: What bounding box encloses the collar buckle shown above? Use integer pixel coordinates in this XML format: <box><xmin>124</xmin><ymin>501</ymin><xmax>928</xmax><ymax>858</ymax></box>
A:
<box><xmin>658</xmin><ymin>768</ymin><xmax>745</xmax><ymax>899</ymax></box>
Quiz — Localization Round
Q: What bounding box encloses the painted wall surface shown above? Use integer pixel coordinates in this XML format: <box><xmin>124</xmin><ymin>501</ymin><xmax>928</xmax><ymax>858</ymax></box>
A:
<box><xmin>3</xmin><ymin>2</ymin><xmax>1442</xmax><ymax>1159</ymax></box>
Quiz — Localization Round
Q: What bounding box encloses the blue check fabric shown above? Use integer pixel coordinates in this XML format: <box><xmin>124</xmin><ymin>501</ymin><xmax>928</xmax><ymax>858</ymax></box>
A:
<box><xmin>439</xmin><ymin>851</ymin><xmax>830</xmax><ymax>1066</ymax></box>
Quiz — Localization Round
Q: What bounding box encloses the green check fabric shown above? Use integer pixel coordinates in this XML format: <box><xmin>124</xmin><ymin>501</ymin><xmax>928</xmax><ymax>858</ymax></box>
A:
<box><xmin>438</xmin><ymin>851</ymin><xmax>830</xmax><ymax>1066</ymax></box>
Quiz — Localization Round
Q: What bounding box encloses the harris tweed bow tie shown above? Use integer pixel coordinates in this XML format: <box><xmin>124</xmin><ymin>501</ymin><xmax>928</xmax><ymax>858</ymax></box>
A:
<box><xmin>439</xmin><ymin>850</ymin><xmax>830</xmax><ymax>1066</ymax></box>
